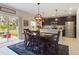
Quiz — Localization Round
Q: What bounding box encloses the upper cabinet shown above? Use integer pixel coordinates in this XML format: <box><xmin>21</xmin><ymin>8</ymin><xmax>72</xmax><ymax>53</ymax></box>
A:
<box><xmin>43</xmin><ymin>16</ymin><xmax>76</xmax><ymax>25</ymax></box>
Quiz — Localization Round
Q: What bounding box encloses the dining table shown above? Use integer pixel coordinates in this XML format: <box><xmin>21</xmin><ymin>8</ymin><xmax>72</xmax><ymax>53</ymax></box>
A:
<box><xmin>24</xmin><ymin>29</ymin><xmax>60</xmax><ymax>54</ymax></box>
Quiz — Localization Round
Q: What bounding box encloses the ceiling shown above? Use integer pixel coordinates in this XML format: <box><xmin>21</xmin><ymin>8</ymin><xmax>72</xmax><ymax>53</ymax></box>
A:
<box><xmin>2</xmin><ymin>3</ymin><xmax>79</xmax><ymax>17</ymax></box>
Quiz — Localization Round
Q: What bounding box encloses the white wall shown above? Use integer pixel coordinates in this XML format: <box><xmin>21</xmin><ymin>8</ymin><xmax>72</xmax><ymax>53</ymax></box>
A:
<box><xmin>0</xmin><ymin>4</ymin><xmax>34</xmax><ymax>39</ymax></box>
<box><xmin>15</xmin><ymin>10</ymin><xmax>33</xmax><ymax>39</ymax></box>
<box><xmin>77</xmin><ymin>8</ymin><xmax>79</xmax><ymax>40</ymax></box>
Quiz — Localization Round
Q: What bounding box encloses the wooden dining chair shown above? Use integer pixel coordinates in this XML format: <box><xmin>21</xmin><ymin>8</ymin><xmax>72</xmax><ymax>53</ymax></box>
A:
<box><xmin>24</xmin><ymin>29</ymin><xmax>31</xmax><ymax>48</ymax></box>
<box><xmin>30</xmin><ymin>31</ymin><xmax>43</xmax><ymax>54</ymax></box>
<box><xmin>47</xmin><ymin>31</ymin><xmax>60</xmax><ymax>54</ymax></box>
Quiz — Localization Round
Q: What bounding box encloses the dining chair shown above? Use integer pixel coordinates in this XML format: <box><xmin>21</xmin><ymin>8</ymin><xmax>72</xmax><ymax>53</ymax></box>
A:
<box><xmin>30</xmin><ymin>30</ymin><xmax>43</xmax><ymax>54</ymax></box>
<box><xmin>47</xmin><ymin>31</ymin><xmax>60</xmax><ymax>54</ymax></box>
<box><xmin>24</xmin><ymin>29</ymin><xmax>31</xmax><ymax>48</ymax></box>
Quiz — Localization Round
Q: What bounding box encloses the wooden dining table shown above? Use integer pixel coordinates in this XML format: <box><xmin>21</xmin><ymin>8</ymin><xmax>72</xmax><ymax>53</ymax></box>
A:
<box><xmin>30</xmin><ymin>30</ymin><xmax>57</xmax><ymax>43</ymax></box>
<box><xmin>38</xmin><ymin>32</ymin><xmax>56</xmax><ymax>54</ymax></box>
<box><xmin>40</xmin><ymin>32</ymin><xmax>57</xmax><ymax>41</ymax></box>
<box><xmin>24</xmin><ymin>29</ymin><xmax>59</xmax><ymax>54</ymax></box>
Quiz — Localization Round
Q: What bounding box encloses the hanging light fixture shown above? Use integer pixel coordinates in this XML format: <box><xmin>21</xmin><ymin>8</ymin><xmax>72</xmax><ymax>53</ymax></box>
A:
<box><xmin>34</xmin><ymin>3</ymin><xmax>43</xmax><ymax>21</ymax></box>
<box><xmin>55</xmin><ymin>9</ymin><xmax>58</xmax><ymax>21</ymax></box>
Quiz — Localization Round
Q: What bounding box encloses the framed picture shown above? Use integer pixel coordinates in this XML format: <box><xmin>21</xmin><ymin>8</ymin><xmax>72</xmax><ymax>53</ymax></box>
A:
<box><xmin>23</xmin><ymin>20</ymin><xmax>28</xmax><ymax>26</ymax></box>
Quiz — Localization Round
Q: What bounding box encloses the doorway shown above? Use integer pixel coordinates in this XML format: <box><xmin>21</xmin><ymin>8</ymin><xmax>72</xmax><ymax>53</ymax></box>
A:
<box><xmin>0</xmin><ymin>15</ymin><xmax>19</xmax><ymax>43</ymax></box>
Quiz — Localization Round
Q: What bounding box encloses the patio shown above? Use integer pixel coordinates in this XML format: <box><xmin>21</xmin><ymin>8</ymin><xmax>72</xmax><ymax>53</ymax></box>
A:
<box><xmin>0</xmin><ymin>35</ymin><xmax>18</xmax><ymax>44</ymax></box>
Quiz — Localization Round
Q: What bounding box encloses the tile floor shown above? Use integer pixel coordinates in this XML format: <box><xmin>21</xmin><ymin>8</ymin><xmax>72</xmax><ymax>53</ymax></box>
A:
<box><xmin>0</xmin><ymin>39</ymin><xmax>23</xmax><ymax>55</ymax></box>
<box><xmin>59</xmin><ymin>37</ymin><xmax>79</xmax><ymax>55</ymax></box>
<box><xmin>0</xmin><ymin>37</ymin><xmax>79</xmax><ymax>55</ymax></box>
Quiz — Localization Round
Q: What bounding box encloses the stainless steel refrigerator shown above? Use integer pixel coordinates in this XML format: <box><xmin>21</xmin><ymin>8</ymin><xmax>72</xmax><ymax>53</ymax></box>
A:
<box><xmin>65</xmin><ymin>21</ymin><xmax>75</xmax><ymax>37</ymax></box>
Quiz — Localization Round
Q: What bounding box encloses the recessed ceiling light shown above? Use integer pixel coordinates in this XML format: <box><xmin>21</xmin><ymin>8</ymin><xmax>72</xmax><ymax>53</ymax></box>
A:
<box><xmin>69</xmin><ymin>8</ymin><xmax>72</xmax><ymax>10</ymax></box>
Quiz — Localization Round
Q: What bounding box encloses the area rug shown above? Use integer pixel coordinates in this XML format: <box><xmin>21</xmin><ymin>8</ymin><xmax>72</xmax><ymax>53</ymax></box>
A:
<box><xmin>7</xmin><ymin>41</ymin><xmax>69</xmax><ymax>55</ymax></box>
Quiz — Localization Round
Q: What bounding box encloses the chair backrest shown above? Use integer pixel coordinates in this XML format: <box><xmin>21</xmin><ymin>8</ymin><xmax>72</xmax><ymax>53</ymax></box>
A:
<box><xmin>24</xmin><ymin>29</ymin><xmax>30</xmax><ymax>34</ymax></box>
<box><xmin>24</xmin><ymin>29</ymin><xmax>31</xmax><ymax>41</ymax></box>
<box><xmin>57</xmin><ymin>31</ymin><xmax>60</xmax><ymax>42</ymax></box>
<box><xmin>30</xmin><ymin>31</ymin><xmax>40</xmax><ymax>40</ymax></box>
<box><xmin>31</xmin><ymin>30</ymin><xmax>40</xmax><ymax>36</ymax></box>
<box><xmin>51</xmin><ymin>31</ymin><xmax>60</xmax><ymax>42</ymax></box>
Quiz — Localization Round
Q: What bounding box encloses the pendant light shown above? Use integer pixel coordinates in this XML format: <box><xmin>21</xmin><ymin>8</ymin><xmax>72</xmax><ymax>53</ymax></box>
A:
<box><xmin>55</xmin><ymin>9</ymin><xmax>58</xmax><ymax>21</ymax></box>
<box><xmin>34</xmin><ymin>3</ymin><xmax>43</xmax><ymax>22</ymax></box>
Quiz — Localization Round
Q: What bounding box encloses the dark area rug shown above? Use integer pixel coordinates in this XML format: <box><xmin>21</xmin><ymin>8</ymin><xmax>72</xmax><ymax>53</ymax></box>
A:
<box><xmin>7</xmin><ymin>41</ymin><xmax>69</xmax><ymax>55</ymax></box>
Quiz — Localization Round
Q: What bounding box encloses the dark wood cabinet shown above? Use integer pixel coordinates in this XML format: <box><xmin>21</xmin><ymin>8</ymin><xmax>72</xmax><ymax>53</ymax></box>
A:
<box><xmin>43</xmin><ymin>16</ymin><xmax>76</xmax><ymax>37</ymax></box>
<box><xmin>43</xmin><ymin>16</ymin><xmax>76</xmax><ymax>25</ymax></box>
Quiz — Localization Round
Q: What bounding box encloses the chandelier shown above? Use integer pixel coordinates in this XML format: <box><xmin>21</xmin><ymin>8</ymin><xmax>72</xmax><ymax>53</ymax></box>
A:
<box><xmin>34</xmin><ymin>3</ymin><xmax>43</xmax><ymax>22</ymax></box>
<box><xmin>55</xmin><ymin>9</ymin><xmax>58</xmax><ymax>21</ymax></box>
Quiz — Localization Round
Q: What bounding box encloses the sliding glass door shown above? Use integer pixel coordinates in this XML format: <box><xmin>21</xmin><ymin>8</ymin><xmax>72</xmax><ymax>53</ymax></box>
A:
<box><xmin>0</xmin><ymin>16</ymin><xmax>19</xmax><ymax>43</ymax></box>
